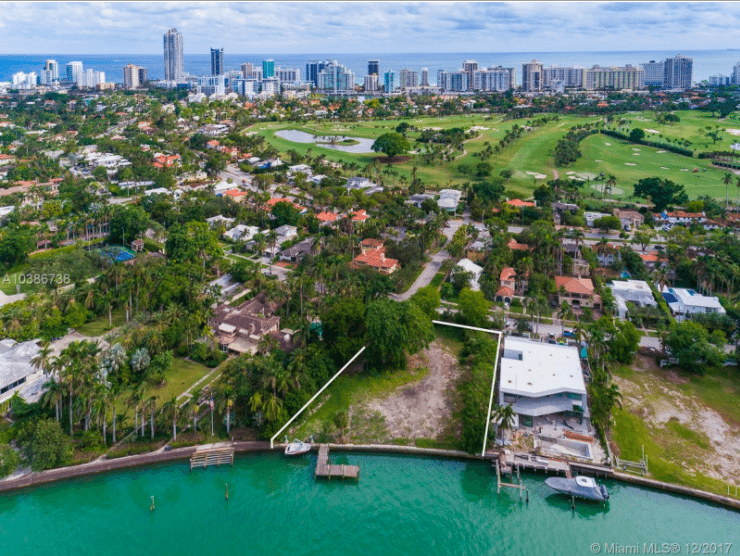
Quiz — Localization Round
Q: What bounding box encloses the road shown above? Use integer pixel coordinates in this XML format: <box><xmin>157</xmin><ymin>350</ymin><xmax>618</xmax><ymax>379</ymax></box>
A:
<box><xmin>390</xmin><ymin>219</ymin><xmax>465</xmax><ymax>301</ymax></box>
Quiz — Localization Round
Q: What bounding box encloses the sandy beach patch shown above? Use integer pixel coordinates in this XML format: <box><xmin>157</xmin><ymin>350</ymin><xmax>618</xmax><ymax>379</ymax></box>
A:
<box><xmin>633</xmin><ymin>153</ymin><xmax>640</xmax><ymax>156</ymax></box>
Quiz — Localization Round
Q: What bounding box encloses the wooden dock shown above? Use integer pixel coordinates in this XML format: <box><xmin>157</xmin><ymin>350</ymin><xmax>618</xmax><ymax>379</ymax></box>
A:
<box><xmin>499</xmin><ymin>451</ymin><xmax>573</xmax><ymax>478</ymax></box>
<box><xmin>314</xmin><ymin>444</ymin><xmax>359</xmax><ymax>480</ymax></box>
<box><xmin>190</xmin><ymin>446</ymin><xmax>235</xmax><ymax>471</ymax></box>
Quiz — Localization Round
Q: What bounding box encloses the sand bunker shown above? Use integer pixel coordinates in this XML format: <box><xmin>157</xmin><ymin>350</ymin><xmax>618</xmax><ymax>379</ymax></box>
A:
<box><xmin>566</xmin><ymin>171</ymin><xmax>576</xmax><ymax>175</ymax></box>
<box><xmin>632</xmin><ymin>147</ymin><xmax>641</xmax><ymax>151</ymax></box>
<box><xmin>680</xmin><ymin>168</ymin><xmax>689</xmax><ymax>171</ymax></box>
<box><xmin>470</xmin><ymin>126</ymin><xmax>490</xmax><ymax>131</ymax></box>
<box><xmin>657</xmin><ymin>150</ymin><xmax>666</xmax><ymax>153</ymax></box>
<box><xmin>645</xmin><ymin>129</ymin><xmax>660</xmax><ymax>134</ymax></box>
<box><xmin>604</xmin><ymin>142</ymin><xmax>611</xmax><ymax>146</ymax></box>
<box><xmin>633</xmin><ymin>153</ymin><xmax>640</xmax><ymax>156</ymax></box>
<box><xmin>661</xmin><ymin>166</ymin><xmax>670</xmax><ymax>170</ymax></box>
<box><xmin>625</xmin><ymin>163</ymin><xmax>637</xmax><ymax>166</ymax></box>
<box><xmin>526</xmin><ymin>171</ymin><xmax>548</xmax><ymax>179</ymax></box>
<box><xmin>595</xmin><ymin>159</ymin><xmax>602</xmax><ymax>162</ymax></box>
<box><xmin>726</xmin><ymin>129</ymin><xmax>740</xmax><ymax>136</ymax></box>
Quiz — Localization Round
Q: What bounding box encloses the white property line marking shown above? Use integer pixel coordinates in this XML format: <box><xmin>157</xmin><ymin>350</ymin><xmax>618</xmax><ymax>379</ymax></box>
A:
<box><xmin>431</xmin><ymin>320</ymin><xmax>503</xmax><ymax>457</ymax></box>
<box><xmin>270</xmin><ymin>346</ymin><xmax>366</xmax><ymax>449</ymax></box>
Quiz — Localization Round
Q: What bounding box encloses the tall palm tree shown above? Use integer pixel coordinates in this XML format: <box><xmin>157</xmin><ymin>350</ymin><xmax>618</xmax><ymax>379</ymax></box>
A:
<box><xmin>722</xmin><ymin>172</ymin><xmax>733</xmax><ymax>209</ymax></box>
<box><xmin>558</xmin><ymin>300</ymin><xmax>574</xmax><ymax>338</ymax></box>
<box><xmin>162</xmin><ymin>395</ymin><xmax>180</xmax><ymax>442</ymax></box>
<box><xmin>492</xmin><ymin>404</ymin><xmax>516</xmax><ymax>442</ymax></box>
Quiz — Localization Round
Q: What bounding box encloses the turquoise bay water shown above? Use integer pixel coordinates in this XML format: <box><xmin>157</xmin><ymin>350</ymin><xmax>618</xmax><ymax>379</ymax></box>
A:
<box><xmin>0</xmin><ymin>453</ymin><xmax>736</xmax><ymax>556</ymax></box>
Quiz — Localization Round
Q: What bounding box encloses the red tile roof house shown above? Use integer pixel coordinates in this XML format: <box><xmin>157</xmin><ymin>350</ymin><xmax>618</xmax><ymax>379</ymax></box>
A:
<box><xmin>351</xmin><ymin>239</ymin><xmax>399</xmax><ymax>274</ymax></box>
<box><xmin>351</xmin><ymin>209</ymin><xmax>370</xmax><ymax>223</ymax></box>
<box><xmin>316</xmin><ymin>211</ymin><xmax>338</xmax><ymax>226</ymax></box>
<box><xmin>223</xmin><ymin>189</ymin><xmax>250</xmax><ymax>203</ymax></box>
<box><xmin>555</xmin><ymin>276</ymin><xmax>602</xmax><ymax>312</ymax></box>
<box><xmin>506</xmin><ymin>199</ymin><xmax>536</xmax><ymax>208</ymax></box>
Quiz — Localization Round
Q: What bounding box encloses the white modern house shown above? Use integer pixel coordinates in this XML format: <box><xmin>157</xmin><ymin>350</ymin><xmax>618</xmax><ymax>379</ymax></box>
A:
<box><xmin>608</xmin><ymin>280</ymin><xmax>658</xmax><ymax>319</ymax></box>
<box><xmin>455</xmin><ymin>258</ymin><xmax>484</xmax><ymax>291</ymax></box>
<box><xmin>498</xmin><ymin>337</ymin><xmax>588</xmax><ymax>428</ymax></box>
<box><xmin>659</xmin><ymin>286</ymin><xmax>726</xmax><ymax>320</ymax></box>
<box><xmin>0</xmin><ymin>339</ymin><xmax>41</xmax><ymax>403</ymax></box>
<box><xmin>223</xmin><ymin>224</ymin><xmax>259</xmax><ymax>242</ymax></box>
<box><xmin>437</xmin><ymin>189</ymin><xmax>462</xmax><ymax>212</ymax></box>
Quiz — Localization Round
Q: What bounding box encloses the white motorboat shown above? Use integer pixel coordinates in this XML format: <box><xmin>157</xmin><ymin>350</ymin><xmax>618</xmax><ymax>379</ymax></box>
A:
<box><xmin>545</xmin><ymin>476</ymin><xmax>609</xmax><ymax>502</ymax></box>
<box><xmin>284</xmin><ymin>439</ymin><xmax>312</xmax><ymax>456</ymax></box>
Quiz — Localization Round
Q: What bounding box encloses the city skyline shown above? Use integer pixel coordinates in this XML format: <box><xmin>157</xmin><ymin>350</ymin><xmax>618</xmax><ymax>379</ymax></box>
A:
<box><xmin>2</xmin><ymin>2</ymin><xmax>740</xmax><ymax>55</ymax></box>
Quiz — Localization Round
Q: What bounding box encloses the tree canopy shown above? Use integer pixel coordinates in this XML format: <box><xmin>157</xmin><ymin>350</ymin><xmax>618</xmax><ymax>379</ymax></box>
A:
<box><xmin>633</xmin><ymin>177</ymin><xmax>688</xmax><ymax>212</ymax></box>
<box><xmin>371</xmin><ymin>132</ymin><xmax>410</xmax><ymax>160</ymax></box>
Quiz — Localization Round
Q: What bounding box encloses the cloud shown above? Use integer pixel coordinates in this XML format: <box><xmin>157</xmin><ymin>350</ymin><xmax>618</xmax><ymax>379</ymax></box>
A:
<box><xmin>1</xmin><ymin>2</ymin><xmax>740</xmax><ymax>54</ymax></box>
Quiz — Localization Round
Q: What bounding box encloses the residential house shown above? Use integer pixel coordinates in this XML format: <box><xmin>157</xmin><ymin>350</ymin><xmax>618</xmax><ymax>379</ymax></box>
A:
<box><xmin>437</xmin><ymin>189</ymin><xmax>462</xmax><ymax>212</ymax></box>
<box><xmin>653</xmin><ymin>211</ymin><xmax>705</xmax><ymax>230</ymax></box>
<box><xmin>223</xmin><ymin>189</ymin><xmax>250</xmax><ymax>203</ymax></box>
<box><xmin>0</xmin><ymin>339</ymin><xmax>42</xmax><ymax>403</ymax></box>
<box><xmin>210</xmin><ymin>293</ymin><xmax>281</xmax><ymax>354</ymax></box>
<box><xmin>506</xmin><ymin>198</ymin><xmax>536</xmax><ymax>208</ymax></box>
<box><xmin>659</xmin><ymin>286</ymin><xmax>726</xmax><ymax>321</ymax></box>
<box><xmin>584</xmin><ymin>211</ymin><xmax>610</xmax><ymax>227</ymax></box>
<box><xmin>498</xmin><ymin>337</ymin><xmax>589</xmax><ymax>428</ymax></box>
<box><xmin>315</xmin><ymin>211</ymin><xmax>338</xmax><ymax>226</ymax></box>
<box><xmin>223</xmin><ymin>224</ymin><xmax>259</xmax><ymax>242</ymax></box>
<box><xmin>279</xmin><ymin>238</ymin><xmax>314</xmax><ymax>262</ymax></box>
<box><xmin>351</xmin><ymin>239</ymin><xmax>399</xmax><ymax>274</ymax></box>
<box><xmin>465</xmin><ymin>240</ymin><xmax>488</xmax><ymax>262</ymax></box>
<box><xmin>609</xmin><ymin>280</ymin><xmax>658</xmax><ymax>319</ymax></box>
<box><xmin>206</xmin><ymin>215</ymin><xmax>236</xmax><ymax>229</ymax></box>
<box><xmin>555</xmin><ymin>276</ymin><xmax>602</xmax><ymax>311</ymax></box>
<box><xmin>613</xmin><ymin>208</ymin><xmax>644</xmax><ymax>231</ymax></box>
<box><xmin>455</xmin><ymin>258</ymin><xmax>484</xmax><ymax>291</ymax></box>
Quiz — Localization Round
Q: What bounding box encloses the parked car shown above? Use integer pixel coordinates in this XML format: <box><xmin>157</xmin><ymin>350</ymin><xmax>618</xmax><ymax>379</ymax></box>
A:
<box><xmin>563</xmin><ymin>330</ymin><xmax>576</xmax><ymax>338</ymax></box>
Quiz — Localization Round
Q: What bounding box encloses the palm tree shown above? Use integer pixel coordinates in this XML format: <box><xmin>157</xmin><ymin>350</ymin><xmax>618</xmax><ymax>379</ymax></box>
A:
<box><xmin>215</xmin><ymin>385</ymin><xmax>235</xmax><ymax>435</ymax></box>
<box><xmin>492</xmin><ymin>404</ymin><xmax>516</xmax><ymax>442</ymax></box>
<box><xmin>266</xmin><ymin>230</ymin><xmax>278</xmax><ymax>275</ymax></box>
<box><xmin>558</xmin><ymin>300</ymin><xmax>574</xmax><ymax>338</ymax></box>
<box><xmin>722</xmin><ymin>172</ymin><xmax>733</xmax><ymax>210</ymax></box>
<box><xmin>147</xmin><ymin>396</ymin><xmax>158</xmax><ymax>440</ymax></box>
<box><xmin>162</xmin><ymin>395</ymin><xmax>180</xmax><ymax>442</ymax></box>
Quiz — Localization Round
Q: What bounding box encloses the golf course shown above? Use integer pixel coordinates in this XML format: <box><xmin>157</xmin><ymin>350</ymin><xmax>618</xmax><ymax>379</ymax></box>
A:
<box><xmin>253</xmin><ymin>110</ymin><xmax>740</xmax><ymax>200</ymax></box>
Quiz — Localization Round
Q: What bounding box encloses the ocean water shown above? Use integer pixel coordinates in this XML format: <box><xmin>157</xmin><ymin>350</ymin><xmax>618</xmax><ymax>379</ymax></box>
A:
<box><xmin>2</xmin><ymin>50</ymin><xmax>739</xmax><ymax>86</ymax></box>
<box><xmin>0</xmin><ymin>453</ymin><xmax>736</xmax><ymax>556</ymax></box>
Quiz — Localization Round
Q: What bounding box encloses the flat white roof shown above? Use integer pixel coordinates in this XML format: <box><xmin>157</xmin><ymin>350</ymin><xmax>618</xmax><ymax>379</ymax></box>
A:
<box><xmin>499</xmin><ymin>337</ymin><xmax>586</xmax><ymax>398</ymax></box>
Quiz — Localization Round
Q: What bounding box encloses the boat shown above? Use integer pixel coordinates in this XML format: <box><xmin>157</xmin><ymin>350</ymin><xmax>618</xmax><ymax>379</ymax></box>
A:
<box><xmin>284</xmin><ymin>439</ymin><xmax>312</xmax><ymax>456</ymax></box>
<box><xmin>545</xmin><ymin>476</ymin><xmax>609</xmax><ymax>502</ymax></box>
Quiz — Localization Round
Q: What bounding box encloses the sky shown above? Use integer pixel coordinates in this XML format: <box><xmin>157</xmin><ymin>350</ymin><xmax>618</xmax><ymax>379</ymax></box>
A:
<box><xmin>0</xmin><ymin>2</ymin><xmax>739</xmax><ymax>55</ymax></box>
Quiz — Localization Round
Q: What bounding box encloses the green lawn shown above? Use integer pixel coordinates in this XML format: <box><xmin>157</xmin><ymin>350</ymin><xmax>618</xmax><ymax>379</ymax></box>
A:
<box><xmin>75</xmin><ymin>310</ymin><xmax>127</xmax><ymax>337</ymax></box>
<box><xmin>612</xmin><ymin>359</ymin><xmax>740</xmax><ymax>498</ymax></box>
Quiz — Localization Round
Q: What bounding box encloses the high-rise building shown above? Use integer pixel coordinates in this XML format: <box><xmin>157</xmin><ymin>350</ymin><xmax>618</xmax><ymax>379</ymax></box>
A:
<box><xmin>198</xmin><ymin>75</ymin><xmax>225</xmax><ymax>96</ymax></box>
<box><xmin>584</xmin><ymin>65</ymin><xmax>644</xmax><ymax>91</ymax></box>
<box><xmin>317</xmin><ymin>60</ymin><xmax>354</xmax><ymax>93</ymax></box>
<box><xmin>664</xmin><ymin>55</ymin><xmax>693</xmax><ymax>90</ymax></box>
<box><xmin>78</xmin><ymin>69</ymin><xmax>105</xmax><ymax>89</ymax></box>
<box><xmin>420</xmin><ymin>68</ymin><xmax>429</xmax><ymax>87</ymax></box>
<box><xmin>384</xmin><ymin>70</ymin><xmax>396</xmax><ymax>93</ymax></box>
<box><xmin>241</xmin><ymin>63</ymin><xmax>255</xmax><ymax>78</ymax></box>
<box><xmin>368</xmin><ymin>60</ymin><xmax>380</xmax><ymax>76</ymax></box>
<box><xmin>12</xmin><ymin>72</ymin><xmax>37</xmax><ymax>89</ymax></box>
<box><xmin>438</xmin><ymin>71</ymin><xmax>470</xmax><ymax>92</ymax></box>
<box><xmin>462</xmin><ymin>60</ymin><xmax>479</xmax><ymax>74</ymax></box>
<box><xmin>364</xmin><ymin>74</ymin><xmax>379</xmax><ymax>92</ymax></box>
<box><xmin>124</xmin><ymin>64</ymin><xmax>148</xmax><ymax>89</ymax></box>
<box><xmin>542</xmin><ymin>66</ymin><xmax>584</xmax><ymax>90</ymax></box>
<box><xmin>263</xmin><ymin>59</ymin><xmax>275</xmax><ymax>78</ymax></box>
<box><xmin>398</xmin><ymin>69</ymin><xmax>418</xmax><ymax>89</ymax></box>
<box><xmin>473</xmin><ymin>67</ymin><xmax>516</xmax><ymax>92</ymax></box>
<box><xmin>163</xmin><ymin>28</ymin><xmax>184</xmax><ymax>82</ymax></box>
<box><xmin>733</xmin><ymin>62</ymin><xmax>740</xmax><ymax>86</ymax></box>
<box><xmin>522</xmin><ymin>60</ymin><xmax>543</xmax><ymax>92</ymax></box>
<box><xmin>275</xmin><ymin>67</ymin><xmax>300</xmax><ymax>83</ymax></box>
<box><xmin>642</xmin><ymin>60</ymin><xmax>665</xmax><ymax>88</ymax></box>
<box><xmin>40</xmin><ymin>70</ymin><xmax>54</xmax><ymax>86</ymax></box>
<box><xmin>45</xmin><ymin>60</ymin><xmax>59</xmax><ymax>81</ymax></box>
<box><xmin>66</xmin><ymin>61</ymin><xmax>83</xmax><ymax>84</ymax></box>
<box><xmin>306</xmin><ymin>60</ymin><xmax>327</xmax><ymax>87</ymax></box>
<box><xmin>210</xmin><ymin>48</ymin><xmax>224</xmax><ymax>76</ymax></box>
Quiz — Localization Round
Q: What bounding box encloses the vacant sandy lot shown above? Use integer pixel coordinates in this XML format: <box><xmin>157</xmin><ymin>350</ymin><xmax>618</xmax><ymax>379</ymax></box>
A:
<box><xmin>614</xmin><ymin>356</ymin><xmax>740</xmax><ymax>483</ymax></box>
<box><xmin>355</xmin><ymin>341</ymin><xmax>461</xmax><ymax>441</ymax></box>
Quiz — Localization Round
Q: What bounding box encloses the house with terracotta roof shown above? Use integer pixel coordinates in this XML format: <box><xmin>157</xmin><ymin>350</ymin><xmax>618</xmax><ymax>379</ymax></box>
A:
<box><xmin>153</xmin><ymin>153</ymin><xmax>181</xmax><ymax>168</ymax></box>
<box><xmin>266</xmin><ymin>197</ymin><xmax>305</xmax><ymax>213</ymax></box>
<box><xmin>507</xmin><ymin>238</ymin><xmax>531</xmax><ymax>252</ymax></box>
<box><xmin>0</xmin><ymin>154</ymin><xmax>16</xmax><ymax>166</ymax></box>
<box><xmin>352</xmin><ymin>239</ymin><xmax>399</xmax><ymax>274</ymax></box>
<box><xmin>555</xmin><ymin>276</ymin><xmax>602</xmax><ymax>312</ymax></box>
<box><xmin>352</xmin><ymin>209</ymin><xmax>370</xmax><ymax>223</ymax></box>
<box><xmin>506</xmin><ymin>198</ymin><xmax>536</xmax><ymax>208</ymax></box>
<box><xmin>315</xmin><ymin>211</ymin><xmax>338</xmax><ymax>226</ymax></box>
<box><xmin>223</xmin><ymin>189</ymin><xmax>250</xmax><ymax>203</ymax></box>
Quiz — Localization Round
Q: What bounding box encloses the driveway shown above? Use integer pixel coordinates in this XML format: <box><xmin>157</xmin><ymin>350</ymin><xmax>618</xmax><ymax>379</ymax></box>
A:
<box><xmin>391</xmin><ymin>219</ymin><xmax>464</xmax><ymax>302</ymax></box>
